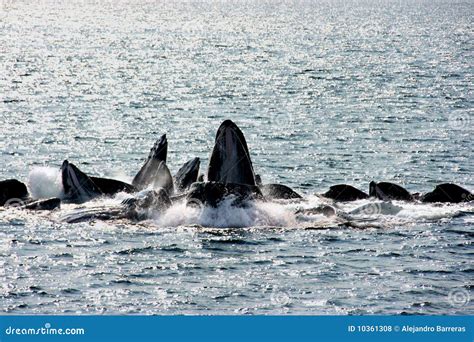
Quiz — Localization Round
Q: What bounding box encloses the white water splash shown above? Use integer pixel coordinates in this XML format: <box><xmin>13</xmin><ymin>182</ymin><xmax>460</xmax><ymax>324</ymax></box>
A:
<box><xmin>156</xmin><ymin>197</ymin><xmax>297</xmax><ymax>228</ymax></box>
<box><xmin>28</xmin><ymin>167</ymin><xmax>63</xmax><ymax>199</ymax></box>
<box><xmin>23</xmin><ymin>168</ymin><xmax>474</xmax><ymax>229</ymax></box>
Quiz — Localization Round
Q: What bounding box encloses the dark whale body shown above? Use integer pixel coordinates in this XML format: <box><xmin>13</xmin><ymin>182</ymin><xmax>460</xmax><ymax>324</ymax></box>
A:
<box><xmin>62</xmin><ymin>189</ymin><xmax>171</xmax><ymax>224</ymax></box>
<box><xmin>23</xmin><ymin>198</ymin><xmax>61</xmax><ymax>210</ymax></box>
<box><xmin>188</xmin><ymin>120</ymin><xmax>261</xmax><ymax>207</ymax></box>
<box><xmin>322</xmin><ymin>184</ymin><xmax>369</xmax><ymax>201</ymax></box>
<box><xmin>132</xmin><ymin>134</ymin><xmax>168</xmax><ymax>190</ymax></box>
<box><xmin>175</xmin><ymin>157</ymin><xmax>200</xmax><ymax>192</ymax></box>
<box><xmin>260</xmin><ymin>184</ymin><xmax>302</xmax><ymax>200</ymax></box>
<box><xmin>0</xmin><ymin>179</ymin><xmax>29</xmax><ymax>206</ymax></box>
<box><xmin>369</xmin><ymin>181</ymin><xmax>413</xmax><ymax>201</ymax></box>
<box><xmin>421</xmin><ymin>183</ymin><xmax>472</xmax><ymax>203</ymax></box>
<box><xmin>187</xmin><ymin>182</ymin><xmax>262</xmax><ymax>208</ymax></box>
<box><xmin>207</xmin><ymin>120</ymin><xmax>256</xmax><ymax>186</ymax></box>
<box><xmin>61</xmin><ymin>160</ymin><xmax>136</xmax><ymax>204</ymax></box>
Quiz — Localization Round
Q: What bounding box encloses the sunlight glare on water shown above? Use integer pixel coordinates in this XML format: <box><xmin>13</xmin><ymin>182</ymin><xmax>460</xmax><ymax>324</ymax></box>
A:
<box><xmin>0</xmin><ymin>0</ymin><xmax>472</xmax><ymax>315</ymax></box>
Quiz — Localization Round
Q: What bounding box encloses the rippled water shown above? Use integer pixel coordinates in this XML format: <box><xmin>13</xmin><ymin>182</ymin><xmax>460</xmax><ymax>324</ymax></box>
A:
<box><xmin>0</xmin><ymin>0</ymin><xmax>472</xmax><ymax>314</ymax></box>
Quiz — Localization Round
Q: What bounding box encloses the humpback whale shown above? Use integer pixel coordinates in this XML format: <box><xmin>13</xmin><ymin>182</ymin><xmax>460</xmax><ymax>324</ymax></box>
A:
<box><xmin>255</xmin><ymin>174</ymin><xmax>302</xmax><ymax>200</ymax></box>
<box><xmin>260</xmin><ymin>184</ymin><xmax>302</xmax><ymax>200</ymax></box>
<box><xmin>175</xmin><ymin>157</ymin><xmax>200</xmax><ymax>192</ymax></box>
<box><xmin>421</xmin><ymin>183</ymin><xmax>472</xmax><ymax>203</ymax></box>
<box><xmin>61</xmin><ymin>189</ymin><xmax>172</xmax><ymax>224</ymax></box>
<box><xmin>187</xmin><ymin>120</ymin><xmax>261</xmax><ymax>207</ymax></box>
<box><xmin>2</xmin><ymin>120</ymin><xmax>473</xmax><ymax>227</ymax></box>
<box><xmin>369</xmin><ymin>181</ymin><xmax>413</xmax><ymax>201</ymax></box>
<box><xmin>132</xmin><ymin>134</ymin><xmax>168</xmax><ymax>189</ymax></box>
<box><xmin>61</xmin><ymin>160</ymin><xmax>105</xmax><ymax>203</ymax></box>
<box><xmin>122</xmin><ymin>188</ymin><xmax>172</xmax><ymax>220</ymax></box>
<box><xmin>61</xmin><ymin>160</ymin><xmax>136</xmax><ymax>204</ymax></box>
<box><xmin>60</xmin><ymin>134</ymin><xmax>174</xmax><ymax>203</ymax></box>
<box><xmin>322</xmin><ymin>184</ymin><xmax>369</xmax><ymax>201</ymax></box>
<box><xmin>0</xmin><ymin>179</ymin><xmax>60</xmax><ymax>210</ymax></box>
<box><xmin>0</xmin><ymin>179</ymin><xmax>29</xmax><ymax>206</ymax></box>
<box><xmin>207</xmin><ymin>120</ymin><xmax>256</xmax><ymax>186</ymax></box>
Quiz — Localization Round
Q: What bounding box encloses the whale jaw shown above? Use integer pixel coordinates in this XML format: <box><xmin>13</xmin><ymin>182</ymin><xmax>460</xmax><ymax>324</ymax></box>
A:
<box><xmin>132</xmin><ymin>134</ymin><xmax>168</xmax><ymax>189</ymax></box>
<box><xmin>61</xmin><ymin>160</ymin><xmax>103</xmax><ymax>204</ymax></box>
<box><xmin>175</xmin><ymin>157</ymin><xmax>200</xmax><ymax>192</ymax></box>
<box><xmin>207</xmin><ymin>120</ymin><xmax>256</xmax><ymax>186</ymax></box>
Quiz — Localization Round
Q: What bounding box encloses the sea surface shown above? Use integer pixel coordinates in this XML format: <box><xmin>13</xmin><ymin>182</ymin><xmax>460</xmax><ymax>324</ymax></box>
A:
<box><xmin>0</xmin><ymin>0</ymin><xmax>472</xmax><ymax>314</ymax></box>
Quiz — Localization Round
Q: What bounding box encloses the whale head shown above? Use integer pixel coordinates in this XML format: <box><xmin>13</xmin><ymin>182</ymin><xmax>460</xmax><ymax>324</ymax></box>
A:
<box><xmin>207</xmin><ymin>120</ymin><xmax>256</xmax><ymax>186</ymax></box>
<box><xmin>132</xmin><ymin>134</ymin><xmax>168</xmax><ymax>189</ymax></box>
<box><xmin>175</xmin><ymin>157</ymin><xmax>200</xmax><ymax>192</ymax></box>
<box><xmin>61</xmin><ymin>160</ymin><xmax>102</xmax><ymax>203</ymax></box>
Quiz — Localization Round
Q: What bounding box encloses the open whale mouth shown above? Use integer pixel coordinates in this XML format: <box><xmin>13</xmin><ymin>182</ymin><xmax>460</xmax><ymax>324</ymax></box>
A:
<box><xmin>61</xmin><ymin>160</ymin><xmax>102</xmax><ymax>204</ymax></box>
<box><xmin>175</xmin><ymin>157</ymin><xmax>200</xmax><ymax>192</ymax></box>
<box><xmin>207</xmin><ymin>120</ymin><xmax>256</xmax><ymax>186</ymax></box>
<box><xmin>132</xmin><ymin>134</ymin><xmax>168</xmax><ymax>190</ymax></box>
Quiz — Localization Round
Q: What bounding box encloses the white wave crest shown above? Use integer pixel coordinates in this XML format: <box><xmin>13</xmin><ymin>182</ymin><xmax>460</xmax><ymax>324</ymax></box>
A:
<box><xmin>28</xmin><ymin>167</ymin><xmax>64</xmax><ymax>199</ymax></box>
<box><xmin>155</xmin><ymin>197</ymin><xmax>297</xmax><ymax>228</ymax></box>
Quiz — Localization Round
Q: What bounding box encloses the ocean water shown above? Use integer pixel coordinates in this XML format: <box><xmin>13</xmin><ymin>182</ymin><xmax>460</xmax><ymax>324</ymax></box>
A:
<box><xmin>0</xmin><ymin>0</ymin><xmax>472</xmax><ymax>314</ymax></box>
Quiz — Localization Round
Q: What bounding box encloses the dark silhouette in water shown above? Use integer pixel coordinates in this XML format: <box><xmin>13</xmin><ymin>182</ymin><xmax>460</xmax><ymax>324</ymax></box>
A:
<box><xmin>0</xmin><ymin>120</ymin><xmax>472</xmax><ymax>223</ymax></box>
<box><xmin>322</xmin><ymin>184</ymin><xmax>369</xmax><ymax>201</ymax></box>
<box><xmin>0</xmin><ymin>179</ymin><xmax>29</xmax><ymax>206</ymax></box>
<box><xmin>132</xmin><ymin>134</ymin><xmax>168</xmax><ymax>189</ymax></box>
<box><xmin>421</xmin><ymin>183</ymin><xmax>472</xmax><ymax>203</ymax></box>
<box><xmin>174</xmin><ymin>157</ymin><xmax>200</xmax><ymax>192</ymax></box>
<box><xmin>207</xmin><ymin>120</ymin><xmax>256</xmax><ymax>186</ymax></box>
<box><xmin>369</xmin><ymin>181</ymin><xmax>414</xmax><ymax>201</ymax></box>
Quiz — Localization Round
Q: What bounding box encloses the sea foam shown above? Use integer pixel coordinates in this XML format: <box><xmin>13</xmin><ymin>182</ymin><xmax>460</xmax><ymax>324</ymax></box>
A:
<box><xmin>28</xmin><ymin>167</ymin><xmax>64</xmax><ymax>199</ymax></box>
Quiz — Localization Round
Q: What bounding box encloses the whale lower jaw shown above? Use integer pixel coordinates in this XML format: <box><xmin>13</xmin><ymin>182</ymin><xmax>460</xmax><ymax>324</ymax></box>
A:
<box><xmin>186</xmin><ymin>182</ymin><xmax>262</xmax><ymax>208</ymax></box>
<box><xmin>61</xmin><ymin>160</ymin><xmax>103</xmax><ymax>204</ymax></box>
<box><xmin>207</xmin><ymin>120</ymin><xmax>256</xmax><ymax>186</ymax></box>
